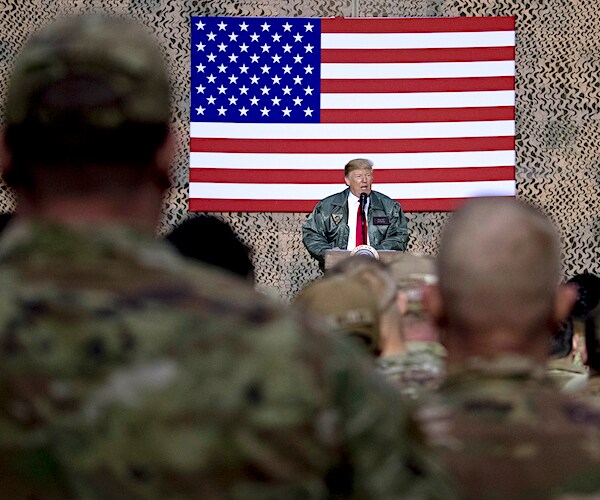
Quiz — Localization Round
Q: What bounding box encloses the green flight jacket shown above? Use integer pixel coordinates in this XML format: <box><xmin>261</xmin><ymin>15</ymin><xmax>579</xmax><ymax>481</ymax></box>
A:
<box><xmin>302</xmin><ymin>189</ymin><xmax>409</xmax><ymax>265</ymax></box>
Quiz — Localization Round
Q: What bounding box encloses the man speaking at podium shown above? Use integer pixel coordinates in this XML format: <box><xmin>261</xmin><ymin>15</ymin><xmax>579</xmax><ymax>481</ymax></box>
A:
<box><xmin>302</xmin><ymin>158</ymin><xmax>409</xmax><ymax>268</ymax></box>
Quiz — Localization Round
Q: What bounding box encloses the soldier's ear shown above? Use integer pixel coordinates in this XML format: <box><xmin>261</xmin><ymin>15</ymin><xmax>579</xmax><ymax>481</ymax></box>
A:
<box><xmin>397</xmin><ymin>291</ymin><xmax>408</xmax><ymax>315</ymax></box>
<box><xmin>344</xmin><ymin>176</ymin><xmax>350</xmax><ymax>187</ymax></box>
<box><xmin>553</xmin><ymin>283</ymin><xmax>578</xmax><ymax>325</ymax></box>
<box><xmin>151</xmin><ymin>128</ymin><xmax>176</xmax><ymax>191</ymax></box>
<box><xmin>423</xmin><ymin>284</ymin><xmax>447</xmax><ymax>327</ymax></box>
<box><xmin>0</xmin><ymin>129</ymin><xmax>14</xmax><ymax>182</ymax></box>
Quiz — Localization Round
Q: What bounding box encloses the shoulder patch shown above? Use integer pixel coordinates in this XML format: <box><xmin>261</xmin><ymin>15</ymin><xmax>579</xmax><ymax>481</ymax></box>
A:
<box><xmin>332</xmin><ymin>214</ymin><xmax>343</xmax><ymax>225</ymax></box>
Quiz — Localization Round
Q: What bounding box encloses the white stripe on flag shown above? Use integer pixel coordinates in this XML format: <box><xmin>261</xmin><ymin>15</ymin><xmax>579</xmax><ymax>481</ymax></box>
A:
<box><xmin>189</xmin><ymin>150</ymin><xmax>516</xmax><ymax>169</ymax></box>
<box><xmin>321</xmin><ymin>31</ymin><xmax>515</xmax><ymax>49</ymax></box>
<box><xmin>189</xmin><ymin>180</ymin><xmax>516</xmax><ymax>199</ymax></box>
<box><xmin>190</xmin><ymin>121</ymin><xmax>515</xmax><ymax>140</ymax></box>
<box><xmin>321</xmin><ymin>61</ymin><xmax>515</xmax><ymax>79</ymax></box>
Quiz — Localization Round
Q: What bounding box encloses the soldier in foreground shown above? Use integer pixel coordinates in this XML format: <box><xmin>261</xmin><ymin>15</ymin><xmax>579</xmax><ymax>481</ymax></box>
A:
<box><xmin>0</xmin><ymin>14</ymin><xmax>452</xmax><ymax>498</ymax></box>
<box><xmin>418</xmin><ymin>197</ymin><xmax>600</xmax><ymax>498</ymax></box>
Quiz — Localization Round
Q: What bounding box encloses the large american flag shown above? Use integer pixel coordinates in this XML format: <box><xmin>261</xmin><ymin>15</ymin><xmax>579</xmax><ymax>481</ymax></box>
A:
<box><xmin>189</xmin><ymin>16</ymin><xmax>515</xmax><ymax>212</ymax></box>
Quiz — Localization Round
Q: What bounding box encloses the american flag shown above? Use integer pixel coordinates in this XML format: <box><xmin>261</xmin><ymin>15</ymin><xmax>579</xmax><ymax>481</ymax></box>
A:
<box><xmin>189</xmin><ymin>16</ymin><xmax>515</xmax><ymax>212</ymax></box>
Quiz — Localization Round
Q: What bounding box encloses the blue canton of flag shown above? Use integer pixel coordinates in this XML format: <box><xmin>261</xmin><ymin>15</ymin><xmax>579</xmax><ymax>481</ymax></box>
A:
<box><xmin>191</xmin><ymin>17</ymin><xmax>321</xmax><ymax>123</ymax></box>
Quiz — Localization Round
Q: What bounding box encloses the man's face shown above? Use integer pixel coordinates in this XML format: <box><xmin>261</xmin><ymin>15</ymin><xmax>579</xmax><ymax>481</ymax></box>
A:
<box><xmin>345</xmin><ymin>168</ymin><xmax>373</xmax><ymax>197</ymax></box>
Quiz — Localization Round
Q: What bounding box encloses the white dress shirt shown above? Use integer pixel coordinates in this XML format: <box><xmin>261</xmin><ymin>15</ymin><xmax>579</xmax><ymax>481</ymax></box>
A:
<box><xmin>346</xmin><ymin>191</ymin><xmax>370</xmax><ymax>250</ymax></box>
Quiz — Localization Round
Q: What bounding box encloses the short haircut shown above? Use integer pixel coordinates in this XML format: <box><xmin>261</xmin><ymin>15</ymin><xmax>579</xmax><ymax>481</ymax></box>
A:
<box><xmin>437</xmin><ymin>197</ymin><xmax>561</xmax><ymax>337</ymax></box>
<box><xmin>344</xmin><ymin>158</ymin><xmax>373</xmax><ymax>177</ymax></box>
<box><xmin>568</xmin><ymin>273</ymin><xmax>600</xmax><ymax>319</ymax></box>
<box><xmin>167</xmin><ymin>216</ymin><xmax>254</xmax><ymax>281</ymax></box>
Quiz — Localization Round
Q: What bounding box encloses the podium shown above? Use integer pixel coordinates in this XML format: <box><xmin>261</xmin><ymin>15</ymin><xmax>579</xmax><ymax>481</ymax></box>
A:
<box><xmin>324</xmin><ymin>249</ymin><xmax>400</xmax><ymax>271</ymax></box>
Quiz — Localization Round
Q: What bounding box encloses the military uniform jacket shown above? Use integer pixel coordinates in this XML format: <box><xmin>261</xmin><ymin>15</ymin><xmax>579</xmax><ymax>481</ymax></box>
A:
<box><xmin>0</xmin><ymin>220</ymin><xmax>452</xmax><ymax>499</ymax></box>
<box><xmin>577</xmin><ymin>372</ymin><xmax>600</xmax><ymax>406</ymax></box>
<box><xmin>417</xmin><ymin>355</ymin><xmax>600</xmax><ymax>499</ymax></box>
<box><xmin>302</xmin><ymin>189</ymin><xmax>408</xmax><ymax>265</ymax></box>
<box><xmin>376</xmin><ymin>342</ymin><xmax>446</xmax><ymax>401</ymax></box>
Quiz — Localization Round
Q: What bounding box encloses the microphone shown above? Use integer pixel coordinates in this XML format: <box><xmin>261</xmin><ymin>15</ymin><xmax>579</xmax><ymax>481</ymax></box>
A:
<box><xmin>359</xmin><ymin>192</ymin><xmax>367</xmax><ymax>209</ymax></box>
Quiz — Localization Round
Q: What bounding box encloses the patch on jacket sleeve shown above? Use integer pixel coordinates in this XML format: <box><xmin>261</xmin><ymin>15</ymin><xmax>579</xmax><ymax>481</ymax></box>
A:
<box><xmin>332</xmin><ymin>214</ymin><xmax>343</xmax><ymax>224</ymax></box>
<box><xmin>373</xmin><ymin>216</ymin><xmax>389</xmax><ymax>225</ymax></box>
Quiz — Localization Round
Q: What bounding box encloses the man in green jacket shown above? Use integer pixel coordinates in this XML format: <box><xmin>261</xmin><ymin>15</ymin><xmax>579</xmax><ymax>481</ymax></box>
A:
<box><xmin>302</xmin><ymin>158</ymin><xmax>408</xmax><ymax>267</ymax></box>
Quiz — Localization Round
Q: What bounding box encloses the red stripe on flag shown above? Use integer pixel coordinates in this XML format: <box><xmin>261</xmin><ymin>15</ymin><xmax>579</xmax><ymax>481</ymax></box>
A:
<box><xmin>322</xmin><ymin>47</ymin><xmax>515</xmax><ymax>63</ymax></box>
<box><xmin>190</xmin><ymin>136</ymin><xmax>515</xmax><ymax>154</ymax></box>
<box><xmin>321</xmin><ymin>17</ymin><xmax>515</xmax><ymax>34</ymax></box>
<box><xmin>189</xmin><ymin>166</ymin><xmax>515</xmax><ymax>184</ymax></box>
<box><xmin>321</xmin><ymin>77</ymin><xmax>514</xmax><ymax>93</ymax></box>
<box><xmin>188</xmin><ymin>196</ymin><xmax>514</xmax><ymax>213</ymax></box>
<box><xmin>321</xmin><ymin>106</ymin><xmax>515</xmax><ymax>123</ymax></box>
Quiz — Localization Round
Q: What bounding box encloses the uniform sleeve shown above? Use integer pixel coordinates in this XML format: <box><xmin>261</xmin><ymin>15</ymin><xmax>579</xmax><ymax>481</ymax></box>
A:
<box><xmin>379</xmin><ymin>200</ymin><xmax>409</xmax><ymax>251</ymax></box>
<box><xmin>302</xmin><ymin>202</ymin><xmax>335</xmax><ymax>264</ymax></box>
<box><xmin>326</xmin><ymin>337</ymin><xmax>456</xmax><ymax>499</ymax></box>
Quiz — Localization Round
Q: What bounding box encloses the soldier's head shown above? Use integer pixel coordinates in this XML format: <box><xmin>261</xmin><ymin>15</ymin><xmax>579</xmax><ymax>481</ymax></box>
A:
<box><xmin>2</xmin><ymin>14</ymin><xmax>171</xmax><ymax>202</ymax></box>
<box><xmin>427</xmin><ymin>197</ymin><xmax>576</xmax><ymax>362</ymax></box>
<box><xmin>294</xmin><ymin>273</ymin><xmax>382</xmax><ymax>357</ymax></box>
<box><xmin>344</xmin><ymin>158</ymin><xmax>373</xmax><ymax>197</ymax></box>
<box><xmin>329</xmin><ymin>256</ymin><xmax>402</xmax><ymax>356</ymax></box>
<box><xmin>388</xmin><ymin>253</ymin><xmax>438</xmax><ymax>343</ymax></box>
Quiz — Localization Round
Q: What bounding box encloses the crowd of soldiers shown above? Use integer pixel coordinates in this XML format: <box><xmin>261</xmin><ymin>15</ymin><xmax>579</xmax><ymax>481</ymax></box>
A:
<box><xmin>1</xmin><ymin>13</ymin><xmax>600</xmax><ymax>499</ymax></box>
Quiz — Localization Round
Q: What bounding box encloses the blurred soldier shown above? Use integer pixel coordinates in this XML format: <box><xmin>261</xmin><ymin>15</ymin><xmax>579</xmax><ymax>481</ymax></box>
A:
<box><xmin>326</xmin><ymin>255</ymin><xmax>442</xmax><ymax>400</ymax></box>
<box><xmin>167</xmin><ymin>215</ymin><xmax>255</xmax><ymax>281</ymax></box>
<box><xmin>579</xmin><ymin>302</ymin><xmax>600</xmax><ymax>403</ymax></box>
<box><xmin>547</xmin><ymin>273</ymin><xmax>600</xmax><ymax>393</ymax></box>
<box><xmin>0</xmin><ymin>15</ymin><xmax>452</xmax><ymax>498</ymax></box>
<box><xmin>418</xmin><ymin>197</ymin><xmax>600</xmax><ymax>499</ymax></box>
<box><xmin>294</xmin><ymin>273</ymin><xmax>383</xmax><ymax>356</ymax></box>
<box><xmin>546</xmin><ymin>316</ymin><xmax>588</xmax><ymax>391</ymax></box>
<box><xmin>380</xmin><ymin>253</ymin><xmax>446</xmax><ymax>399</ymax></box>
<box><xmin>574</xmin><ymin>274</ymin><xmax>600</xmax><ymax>403</ymax></box>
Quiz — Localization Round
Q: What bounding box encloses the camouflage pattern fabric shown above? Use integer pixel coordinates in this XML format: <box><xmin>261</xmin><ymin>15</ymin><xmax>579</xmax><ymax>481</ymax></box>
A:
<box><xmin>376</xmin><ymin>342</ymin><xmax>446</xmax><ymax>400</ymax></box>
<box><xmin>576</xmin><ymin>373</ymin><xmax>600</xmax><ymax>406</ymax></box>
<box><xmin>417</xmin><ymin>354</ymin><xmax>600</xmax><ymax>500</ymax></box>
<box><xmin>546</xmin><ymin>358</ymin><xmax>589</xmax><ymax>393</ymax></box>
<box><xmin>0</xmin><ymin>221</ymin><xmax>453</xmax><ymax>499</ymax></box>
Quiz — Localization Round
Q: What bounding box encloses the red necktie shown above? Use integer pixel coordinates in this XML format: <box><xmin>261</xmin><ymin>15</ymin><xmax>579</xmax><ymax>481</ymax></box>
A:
<box><xmin>356</xmin><ymin>203</ymin><xmax>366</xmax><ymax>246</ymax></box>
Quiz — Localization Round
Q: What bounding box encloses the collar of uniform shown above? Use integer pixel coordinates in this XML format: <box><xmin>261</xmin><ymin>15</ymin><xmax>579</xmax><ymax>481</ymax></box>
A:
<box><xmin>445</xmin><ymin>353</ymin><xmax>548</xmax><ymax>383</ymax></box>
<box><xmin>546</xmin><ymin>357</ymin><xmax>588</xmax><ymax>375</ymax></box>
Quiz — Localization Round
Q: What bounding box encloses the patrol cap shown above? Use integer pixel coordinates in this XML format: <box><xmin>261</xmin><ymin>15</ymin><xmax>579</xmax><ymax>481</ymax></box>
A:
<box><xmin>295</xmin><ymin>275</ymin><xmax>381</xmax><ymax>356</ymax></box>
<box><xmin>5</xmin><ymin>14</ymin><xmax>170</xmax><ymax>130</ymax></box>
<box><xmin>388</xmin><ymin>253</ymin><xmax>437</xmax><ymax>291</ymax></box>
<box><xmin>388</xmin><ymin>253</ymin><xmax>436</xmax><ymax>317</ymax></box>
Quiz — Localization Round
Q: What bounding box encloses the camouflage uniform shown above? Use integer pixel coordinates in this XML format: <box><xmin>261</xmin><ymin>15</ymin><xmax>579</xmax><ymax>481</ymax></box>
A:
<box><xmin>576</xmin><ymin>372</ymin><xmax>600</xmax><ymax>406</ymax></box>
<box><xmin>546</xmin><ymin>358</ymin><xmax>588</xmax><ymax>392</ymax></box>
<box><xmin>0</xmin><ymin>221</ymin><xmax>453</xmax><ymax>498</ymax></box>
<box><xmin>0</xmin><ymin>14</ymin><xmax>454</xmax><ymax>498</ymax></box>
<box><xmin>377</xmin><ymin>342</ymin><xmax>446</xmax><ymax>400</ymax></box>
<box><xmin>417</xmin><ymin>354</ymin><xmax>600</xmax><ymax>499</ymax></box>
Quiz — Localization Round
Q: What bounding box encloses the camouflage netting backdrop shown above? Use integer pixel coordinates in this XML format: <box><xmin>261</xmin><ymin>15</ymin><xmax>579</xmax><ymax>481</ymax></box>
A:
<box><xmin>0</xmin><ymin>0</ymin><xmax>597</xmax><ymax>301</ymax></box>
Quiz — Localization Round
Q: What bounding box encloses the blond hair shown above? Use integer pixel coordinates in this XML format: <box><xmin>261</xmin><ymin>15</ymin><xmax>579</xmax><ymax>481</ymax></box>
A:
<box><xmin>344</xmin><ymin>158</ymin><xmax>373</xmax><ymax>177</ymax></box>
